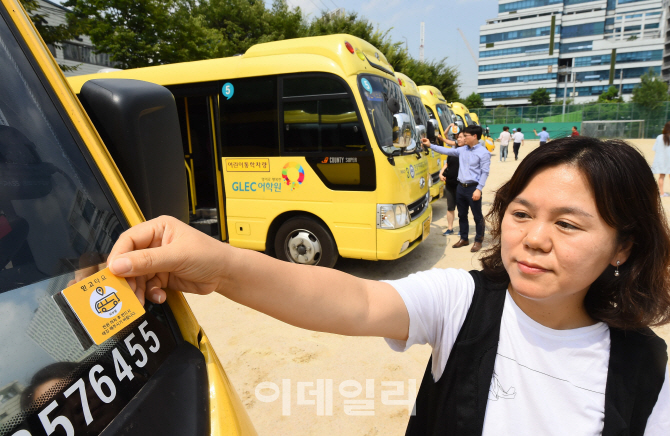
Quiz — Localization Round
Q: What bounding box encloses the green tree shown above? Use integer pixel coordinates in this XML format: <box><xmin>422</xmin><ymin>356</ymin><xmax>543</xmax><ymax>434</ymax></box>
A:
<box><xmin>65</xmin><ymin>0</ymin><xmax>226</xmax><ymax>68</ymax></box>
<box><xmin>597</xmin><ymin>86</ymin><xmax>623</xmax><ymax>103</ymax></box>
<box><xmin>529</xmin><ymin>88</ymin><xmax>551</xmax><ymax>105</ymax></box>
<box><xmin>21</xmin><ymin>0</ymin><xmax>79</xmax><ymax>71</ymax></box>
<box><xmin>633</xmin><ymin>68</ymin><xmax>670</xmax><ymax>110</ymax></box>
<box><xmin>462</xmin><ymin>92</ymin><xmax>483</xmax><ymax>109</ymax></box>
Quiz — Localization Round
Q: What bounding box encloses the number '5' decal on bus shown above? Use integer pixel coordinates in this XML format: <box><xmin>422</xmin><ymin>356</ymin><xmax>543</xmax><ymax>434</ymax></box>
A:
<box><xmin>12</xmin><ymin>320</ymin><xmax>161</xmax><ymax>436</ymax></box>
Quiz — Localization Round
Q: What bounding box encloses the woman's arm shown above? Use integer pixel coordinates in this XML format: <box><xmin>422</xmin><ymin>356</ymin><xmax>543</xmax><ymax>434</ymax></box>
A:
<box><xmin>108</xmin><ymin>217</ymin><xmax>410</xmax><ymax>340</ymax></box>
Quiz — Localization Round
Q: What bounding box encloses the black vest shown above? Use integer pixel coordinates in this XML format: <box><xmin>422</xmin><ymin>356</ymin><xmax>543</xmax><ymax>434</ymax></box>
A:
<box><xmin>406</xmin><ymin>270</ymin><xmax>668</xmax><ymax>436</ymax></box>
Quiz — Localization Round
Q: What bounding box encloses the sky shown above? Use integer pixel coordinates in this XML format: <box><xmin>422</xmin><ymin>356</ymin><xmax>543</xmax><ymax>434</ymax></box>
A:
<box><xmin>277</xmin><ymin>0</ymin><xmax>501</xmax><ymax>97</ymax></box>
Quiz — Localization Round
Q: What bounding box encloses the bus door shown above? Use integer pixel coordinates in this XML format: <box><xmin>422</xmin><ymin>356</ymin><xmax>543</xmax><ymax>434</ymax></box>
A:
<box><xmin>171</xmin><ymin>85</ymin><xmax>227</xmax><ymax>241</ymax></box>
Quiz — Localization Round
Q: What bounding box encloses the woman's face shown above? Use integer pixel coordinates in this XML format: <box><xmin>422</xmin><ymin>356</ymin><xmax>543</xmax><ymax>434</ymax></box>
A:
<box><xmin>457</xmin><ymin>132</ymin><xmax>465</xmax><ymax>146</ymax></box>
<box><xmin>501</xmin><ymin>164</ymin><xmax>629</xmax><ymax>306</ymax></box>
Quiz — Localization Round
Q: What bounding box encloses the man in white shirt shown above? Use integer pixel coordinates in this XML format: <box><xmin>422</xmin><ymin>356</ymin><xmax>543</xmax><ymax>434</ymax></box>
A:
<box><xmin>512</xmin><ymin>127</ymin><xmax>524</xmax><ymax>161</ymax></box>
<box><xmin>496</xmin><ymin>126</ymin><xmax>511</xmax><ymax>162</ymax></box>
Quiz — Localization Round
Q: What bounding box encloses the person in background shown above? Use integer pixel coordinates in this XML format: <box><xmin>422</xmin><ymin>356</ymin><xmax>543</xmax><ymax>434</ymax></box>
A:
<box><xmin>534</xmin><ymin>127</ymin><xmax>550</xmax><ymax>146</ymax></box>
<box><xmin>496</xmin><ymin>126</ymin><xmax>511</xmax><ymax>162</ymax></box>
<box><xmin>571</xmin><ymin>126</ymin><xmax>580</xmax><ymax>137</ymax></box>
<box><xmin>438</xmin><ymin>130</ymin><xmax>464</xmax><ymax>235</ymax></box>
<box><xmin>423</xmin><ymin>125</ymin><xmax>490</xmax><ymax>252</ymax></box>
<box><xmin>651</xmin><ymin>121</ymin><xmax>670</xmax><ymax>197</ymax></box>
<box><xmin>512</xmin><ymin>127</ymin><xmax>524</xmax><ymax>161</ymax></box>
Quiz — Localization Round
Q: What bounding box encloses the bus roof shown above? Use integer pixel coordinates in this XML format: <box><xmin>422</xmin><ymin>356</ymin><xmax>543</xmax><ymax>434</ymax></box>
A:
<box><xmin>417</xmin><ymin>85</ymin><xmax>447</xmax><ymax>105</ymax></box>
<box><xmin>395</xmin><ymin>72</ymin><xmax>421</xmax><ymax>98</ymax></box>
<box><xmin>68</xmin><ymin>34</ymin><xmax>395</xmax><ymax>93</ymax></box>
<box><xmin>450</xmin><ymin>101</ymin><xmax>470</xmax><ymax>114</ymax></box>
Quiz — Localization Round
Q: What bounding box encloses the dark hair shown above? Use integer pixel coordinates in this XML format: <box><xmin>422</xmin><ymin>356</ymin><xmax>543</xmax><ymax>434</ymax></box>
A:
<box><xmin>662</xmin><ymin>121</ymin><xmax>670</xmax><ymax>146</ymax></box>
<box><xmin>517</xmin><ymin>127</ymin><xmax>522</xmax><ymax>132</ymax></box>
<box><xmin>542</xmin><ymin>127</ymin><xmax>546</xmax><ymax>131</ymax></box>
<box><xmin>573</xmin><ymin>126</ymin><xmax>578</xmax><ymax>130</ymax></box>
<box><xmin>464</xmin><ymin>125</ymin><xmax>483</xmax><ymax>140</ymax></box>
<box><xmin>503</xmin><ymin>126</ymin><xmax>509</xmax><ymax>131</ymax></box>
<box><xmin>481</xmin><ymin>136</ymin><xmax>670</xmax><ymax>330</ymax></box>
<box><xmin>21</xmin><ymin>362</ymin><xmax>79</xmax><ymax>410</ymax></box>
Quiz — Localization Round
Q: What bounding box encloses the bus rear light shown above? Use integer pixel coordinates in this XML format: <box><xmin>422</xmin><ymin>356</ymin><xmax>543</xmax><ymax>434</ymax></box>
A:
<box><xmin>398</xmin><ymin>78</ymin><xmax>403</xmax><ymax>86</ymax></box>
<box><xmin>345</xmin><ymin>41</ymin><xmax>355</xmax><ymax>54</ymax></box>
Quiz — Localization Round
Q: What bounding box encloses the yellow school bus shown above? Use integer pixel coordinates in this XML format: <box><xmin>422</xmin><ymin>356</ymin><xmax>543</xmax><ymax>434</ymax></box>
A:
<box><xmin>69</xmin><ymin>35</ymin><xmax>432</xmax><ymax>267</ymax></box>
<box><xmin>395</xmin><ymin>73</ymin><xmax>444</xmax><ymax>203</ymax></box>
<box><xmin>470</xmin><ymin>112</ymin><xmax>480</xmax><ymax>125</ymax></box>
<box><xmin>418</xmin><ymin>85</ymin><xmax>457</xmax><ymax>142</ymax></box>
<box><xmin>1</xmin><ymin>0</ymin><xmax>255</xmax><ymax>434</ymax></box>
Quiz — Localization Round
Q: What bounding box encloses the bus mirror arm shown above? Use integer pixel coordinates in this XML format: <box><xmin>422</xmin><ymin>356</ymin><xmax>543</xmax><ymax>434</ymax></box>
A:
<box><xmin>79</xmin><ymin>79</ymin><xmax>189</xmax><ymax>223</ymax></box>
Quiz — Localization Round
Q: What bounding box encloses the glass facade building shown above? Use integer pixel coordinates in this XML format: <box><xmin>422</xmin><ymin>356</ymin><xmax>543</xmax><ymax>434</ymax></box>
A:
<box><xmin>477</xmin><ymin>0</ymin><xmax>665</xmax><ymax>106</ymax></box>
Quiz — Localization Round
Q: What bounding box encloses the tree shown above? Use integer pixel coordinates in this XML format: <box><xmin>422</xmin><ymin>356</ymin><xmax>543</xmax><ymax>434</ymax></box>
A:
<box><xmin>462</xmin><ymin>92</ymin><xmax>484</xmax><ymax>110</ymax></box>
<box><xmin>597</xmin><ymin>86</ymin><xmax>623</xmax><ymax>103</ymax></box>
<box><xmin>529</xmin><ymin>88</ymin><xmax>551</xmax><ymax>105</ymax></box>
<box><xmin>21</xmin><ymin>0</ymin><xmax>79</xmax><ymax>71</ymax></box>
<box><xmin>633</xmin><ymin>68</ymin><xmax>670</xmax><ymax>110</ymax></box>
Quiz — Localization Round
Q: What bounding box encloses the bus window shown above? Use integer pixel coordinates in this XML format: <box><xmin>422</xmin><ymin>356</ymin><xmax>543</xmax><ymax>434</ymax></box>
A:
<box><xmin>0</xmin><ymin>13</ymin><xmax>178</xmax><ymax>435</ymax></box>
<box><xmin>219</xmin><ymin>77</ymin><xmax>279</xmax><ymax>157</ymax></box>
<box><xmin>283</xmin><ymin>76</ymin><xmax>348</xmax><ymax>97</ymax></box>
<box><xmin>405</xmin><ymin>95</ymin><xmax>428</xmax><ymax>127</ymax></box>
<box><xmin>435</xmin><ymin>104</ymin><xmax>452</xmax><ymax>133</ymax></box>
<box><xmin>358</xmin><ymin>74</ymin><xmax>417</xmax><ymax>155</ymax></box>
<box><xmin>283</xmin><ymin>98</ymin><xmax>366</xmax><ymax>153</ymax></box>
<box><xmin>465</xmin><ymin>113</ymin><xmax>476</xmax><ymax>126</ymax></box>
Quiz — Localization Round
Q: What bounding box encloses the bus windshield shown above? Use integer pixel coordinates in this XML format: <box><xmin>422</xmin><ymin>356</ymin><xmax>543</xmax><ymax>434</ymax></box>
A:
<box><xmin>0</xmin><ymin>13</ymin><xmax>176</xmax><ymax>435</ymax></box>
<box><xmin>405</xmin><ymin>95</ymin><xmax>429</xmax><ymax>127</ymax></box>
<box><xmin>464</xmin><ymin>113</ymin><xmax>476</xmax><ymax>126</ymax></box>
<box><xmin>435</xmin><ymin>104</ymin><xmax>453</xmax><ymax>132</ymax></box>
<box><xmin>357</xmin><ymin>74</ymin><xmax>417</xmax><ymax>155</ymax></box>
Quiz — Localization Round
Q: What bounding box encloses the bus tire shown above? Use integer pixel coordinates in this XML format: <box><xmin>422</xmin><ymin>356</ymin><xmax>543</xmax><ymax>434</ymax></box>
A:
<box><xmin>274</xmin><ymin>217</ymin><xmax>338</xmax><ymax>268</ymax></box>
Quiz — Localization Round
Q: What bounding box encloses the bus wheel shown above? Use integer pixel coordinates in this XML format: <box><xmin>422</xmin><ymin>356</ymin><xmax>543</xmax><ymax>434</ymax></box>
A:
<box><xmin>275</xmin><ymin>217</ymin><xmax>338</xmax><ymax>268</ymax></box>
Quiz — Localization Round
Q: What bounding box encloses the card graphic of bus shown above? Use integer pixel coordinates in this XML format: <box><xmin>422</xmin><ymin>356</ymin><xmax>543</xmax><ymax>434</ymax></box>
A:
<box><xmin>95</xmin><ymin>292</ymin><xmax>120</xmax><ymax>313</ymax></box>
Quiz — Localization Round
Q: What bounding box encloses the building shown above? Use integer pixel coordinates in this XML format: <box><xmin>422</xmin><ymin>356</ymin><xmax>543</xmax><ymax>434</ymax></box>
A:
<box><xmin>36</xmin><ymin>0</ymin><xmax>117</xmax><ymax>76</ymax></box>
<box><xmin>663</xmin><ymin>0</ymin><xmax>670</xmax><ymax>82</ymax></box>
<box><xmin>478</xmin><ymin>0</ymin><xmax>665</xmax><ymax>106</ymax></box>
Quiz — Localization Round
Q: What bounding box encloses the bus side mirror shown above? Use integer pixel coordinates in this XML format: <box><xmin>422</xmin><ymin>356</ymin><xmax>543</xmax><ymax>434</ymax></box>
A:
<box><xmin>79</xmin><ymin>79</ymin><xmax>188</xmax><ymax>223</ymax></box>
<box><xmin>392</xmin><ymin>113</ymin><xmax>413</xmax><ymax>148</ymax></box>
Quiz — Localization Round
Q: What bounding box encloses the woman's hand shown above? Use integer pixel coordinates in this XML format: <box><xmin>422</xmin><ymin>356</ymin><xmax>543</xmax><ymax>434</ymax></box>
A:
<box><xmin>106</xmin><ymin>217</ymin><xmax>410</xmax><ymax>340</ymax></box>
<box><xmin>108</xmin><ymin>216</ymin><xmax>229</xmax><ymax>305</ymax></box>
<box><xmin>439</xmin><ymin>174</ymin><xmax>446</xmax><ymax>182</ymax></box>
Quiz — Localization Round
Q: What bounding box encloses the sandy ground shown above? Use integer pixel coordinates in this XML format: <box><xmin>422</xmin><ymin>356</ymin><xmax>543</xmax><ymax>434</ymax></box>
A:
<box><xmin>184</xmin><ymin>138</ymin><xmax>670</xmax><ymax>435</ymax></box>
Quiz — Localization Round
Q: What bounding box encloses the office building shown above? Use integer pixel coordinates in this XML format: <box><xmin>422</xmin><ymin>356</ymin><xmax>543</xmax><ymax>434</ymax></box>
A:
<box><xmin>37</xmin><ymin>0</ymin><xmax>117</xmax><ymax>76</ymax></box>
<box><xmin>478</xmin><ymin>0</ymin><xmax>665</xmax><ymax>106</ymax></box>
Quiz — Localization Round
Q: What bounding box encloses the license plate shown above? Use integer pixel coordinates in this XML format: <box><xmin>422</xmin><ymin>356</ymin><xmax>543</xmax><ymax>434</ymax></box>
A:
<box><xmin>422</xmin><ymin>218</ymin><xmax>430</xmax><ymax>241</ymax></box>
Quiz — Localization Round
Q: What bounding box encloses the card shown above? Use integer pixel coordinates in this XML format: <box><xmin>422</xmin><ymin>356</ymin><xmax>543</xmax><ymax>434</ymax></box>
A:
<box><xmin>54</xmin><ymin>267</ymin><xmax>145</xmax><ymax>347</ymax></box>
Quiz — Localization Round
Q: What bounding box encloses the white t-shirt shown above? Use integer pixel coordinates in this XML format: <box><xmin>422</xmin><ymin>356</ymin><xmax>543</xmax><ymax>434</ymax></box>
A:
<box><xmin>513</xmin><ymin>132</ymin><xmax>524</xmax><ymax>143</ymax></box>
<box><xmin>498</xmin><ymin>131</ymin><xmax>511</xmax><ymax>146</ymax></box>
<box><xmin>384</xmin><ymin>268</ymin><xmax>670</xmax><ymax>436</ymax></box>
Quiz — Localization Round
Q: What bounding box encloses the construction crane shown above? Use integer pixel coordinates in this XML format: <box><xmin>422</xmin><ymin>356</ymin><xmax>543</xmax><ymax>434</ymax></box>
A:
<box><xmin>419</xmin><ymin>22</ymin><xmax>425</xmax><ymax>63</ymax></box>
<box><xmin>457</xmin><ymin>28</ymin><xmax>478</xmax><ymax>65</ymax></box>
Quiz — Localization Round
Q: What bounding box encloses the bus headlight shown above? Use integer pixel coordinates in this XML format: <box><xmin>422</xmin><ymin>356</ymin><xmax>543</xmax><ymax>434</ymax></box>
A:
<box><xmin>428</xmin><ymin>175</ymin><xmax>433</xmax><ymax>188</ymax></box>
<box><xmin>377</xmin><ymin>204</ymin><xmax>410</xmax><ymax>229</ymax></box>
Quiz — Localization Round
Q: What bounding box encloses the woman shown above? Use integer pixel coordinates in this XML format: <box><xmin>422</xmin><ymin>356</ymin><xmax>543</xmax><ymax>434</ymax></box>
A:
<box><xmin>651</xmin><ymin>121</ymin><xmax>670</xmax><ymax>197</ymax></box>
<box><xmin>438</xmin><ymin>129</ymin><xmax>463</xmax><ymax>235</ymax></box>
<box><xmin>107</xmin><ymin>137</ymin><xmax>670</xmax><ymax>435</ymax></box>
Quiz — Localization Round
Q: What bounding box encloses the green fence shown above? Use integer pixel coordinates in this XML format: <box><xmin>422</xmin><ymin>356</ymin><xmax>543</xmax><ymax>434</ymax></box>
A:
<box><xmin>473</xmin><ymin>102</ymin><xmax>670</xmax><ymax>138</ymax></box>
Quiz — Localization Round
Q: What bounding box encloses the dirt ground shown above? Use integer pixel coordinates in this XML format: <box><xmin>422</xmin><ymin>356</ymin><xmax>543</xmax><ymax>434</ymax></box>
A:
<box><xmin>184</xmin><ymin>138</ymin><xmax>670</xmax><ymax>435</ymax></box>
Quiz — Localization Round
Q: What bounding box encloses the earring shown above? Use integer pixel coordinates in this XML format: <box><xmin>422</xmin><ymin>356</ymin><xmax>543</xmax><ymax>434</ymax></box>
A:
<box><xmin>614</xmin><ymin>261</ymin><xmax>620</xmax><ymax>277</ymax></box>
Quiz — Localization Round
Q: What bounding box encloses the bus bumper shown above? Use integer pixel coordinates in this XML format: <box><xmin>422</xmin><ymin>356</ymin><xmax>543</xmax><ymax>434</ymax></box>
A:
<box><xmin>376</xmin><ymin>205</ymin><xmax>432</xmax><ymax>260</ymax></box>
<box><xmin>430</xmin><ymin>181</ymin><xmax>444</xmax><ymax>203</ymax></box>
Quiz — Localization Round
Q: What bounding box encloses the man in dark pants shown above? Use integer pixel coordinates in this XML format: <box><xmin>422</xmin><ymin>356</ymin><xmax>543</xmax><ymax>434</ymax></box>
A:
<box><xmin>421</xmin><ymin>125</ymin><xmax>490</xmax><ymax>252</ymax></box>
